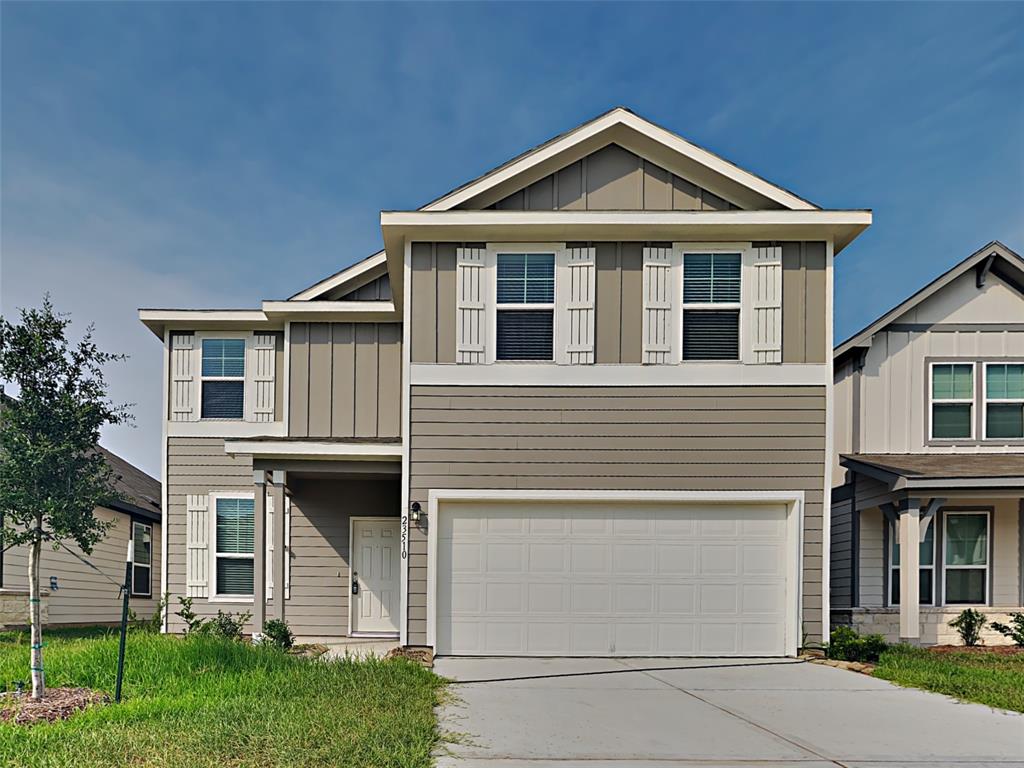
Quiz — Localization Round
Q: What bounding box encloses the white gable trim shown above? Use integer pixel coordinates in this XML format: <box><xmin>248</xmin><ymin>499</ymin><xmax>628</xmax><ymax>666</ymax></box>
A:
<box><xmin>289</xmin><ymin>250</ymin><xmax>388</xmax><ymax>301</ymax></box>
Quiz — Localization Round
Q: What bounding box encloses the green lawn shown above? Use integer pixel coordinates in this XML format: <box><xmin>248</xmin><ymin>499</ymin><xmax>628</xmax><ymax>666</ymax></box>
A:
<box><xmin>873</xmin><ymin>644</ymin><xmax>1024</xmax><ymax>712</ymax></box>
<box><xmin>0</xmin><ymin>627</ymin><xmax>444</xmax><ymax>768</ymax></box>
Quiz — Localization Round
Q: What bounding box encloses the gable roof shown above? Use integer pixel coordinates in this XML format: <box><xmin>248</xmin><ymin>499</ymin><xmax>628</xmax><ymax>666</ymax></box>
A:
<box><xmin>98</xmin><ymin>445</ymin><xmax>162</xmax><ymax>521</ymax></box>
<box><xmin>289</xmin><ymin>250</ymin><xmax>387</xmax><ymax>301</ymax></box>
<box><xmin>835</xmin><ymin>240</ymin><xmax>1024</xmax><ymax>362</ymax></box>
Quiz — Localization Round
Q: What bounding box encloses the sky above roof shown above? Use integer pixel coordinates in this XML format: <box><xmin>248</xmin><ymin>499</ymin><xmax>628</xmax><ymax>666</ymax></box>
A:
<box><xmin>2</xmin><ymin>2</ymin><xmax>1022</xmax><ymax>475</ymax></box>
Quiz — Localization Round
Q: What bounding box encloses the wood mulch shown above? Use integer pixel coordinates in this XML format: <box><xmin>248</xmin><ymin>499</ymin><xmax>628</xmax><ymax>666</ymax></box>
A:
<box><xmin>0</xmin><ymin>687</ymin><xmax>107</xmax><ymax>725</ymax></box>
<box><xmin>929</xmin><ymin>644</ymin><xmax>1024</xmax><ymax>656</ymax></box>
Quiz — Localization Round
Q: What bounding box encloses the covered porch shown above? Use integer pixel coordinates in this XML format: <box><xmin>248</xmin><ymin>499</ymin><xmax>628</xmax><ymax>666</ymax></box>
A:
<box><xmin>835</xmin><ymin>453</ymin><xmax>1024</xmax><ymax>645</ymax></box>
<box><xmin>224</xmin><ymin>437</ymin><xmax>404</xmax><ymax>644</ymax></box>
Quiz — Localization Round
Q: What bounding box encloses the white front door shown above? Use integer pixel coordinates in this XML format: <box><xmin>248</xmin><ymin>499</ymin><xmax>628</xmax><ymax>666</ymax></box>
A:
<box><xmin>351</xmin><ymin>518</ymin><xmax>401</xmax><ymax>635</ymax></box>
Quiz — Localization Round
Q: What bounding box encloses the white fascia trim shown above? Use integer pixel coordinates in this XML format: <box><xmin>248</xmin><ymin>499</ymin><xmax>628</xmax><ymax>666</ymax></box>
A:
<box><xmin>222</xmin><ymin>439</ymin><xmax>402</xmax><ymax>460</ymax></box>
<box><xmin>159</xmin><ymin>328</ymin><xmax>170</xmax><ymax>632</ymax></box>
<box><xmin>382</xmin><ymin>210</ymin><xmax>871</xmax><ymax>228</ymax></box>
<box><xmin>422</xmin><ymin>108</ymin><xmax>815</xmax><ymax>212</ymax></box>
<box><xmin>168</xmin><ymin>421</ymin><xmax>287</xmax><ymax>438</ymax></box>
<box><xmin>261</xmin><ymin>300</ymin><xmax>397</xmax><ymax>317</ymax></box>
<box><xmin>399</xmin><ymin>239</ymin><xmax>412</xmax><ymax>647</ymax></box>
<box><xmin>290</xmin><ymin>250</ymin><xmax>388</xmax><ymax>301</ymax></box>
<box><xmin>138</xmin><ymin>309</ymin><xmax>274</xmax><ymax>338</ymax></box>
<box><xmin>822</xmin><ymin>239</ymin><xmax>835</xmax><ymax>643</ymax></box>
<box><xmin>410</xmin><ymin>362</ymin><xmax>829</xmax><ymax>387</ymax></box>
<box><xmin>425</xmin><ymin>489</ymin><xmax>805</xmax><ymax>657</ymax></box>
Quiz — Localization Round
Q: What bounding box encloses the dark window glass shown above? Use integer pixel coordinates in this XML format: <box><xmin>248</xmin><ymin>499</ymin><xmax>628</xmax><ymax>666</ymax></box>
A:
<box><xmin>202</xmin><ymin>381</ymin><xmax>244</xmax><ymax>419</ymax></box>
<box><xmin>682</xmin><ymin>310</ymin><xmax>739</xmax><ymax>360</ymax></box>
<box><xmin>890</xmin><ymin>568</ymin><xmax>933</xmax><ymax>605</ymax></box>
<box><xmin>986</xmin><ymin>404</ymin><xmax>1024</xmax><ymax>439</ymax></box>
<box><xmin>132</xmin><ymin>565</ymin><xmax>151</xmax><ymax>596</ymax></box>
<box><xmin>496</xmin><ymin>310</ymin><xmax>553</xmax><ymax>361</ymax></box>
<box><xmin>945</xmin><ymin>569</ymin><xmax>986</xmax><ymax>604</ymax></box>
<box><xmin>201</xmin><ymin>339</ymin><xmax>245</xmax><ymax>377</ymax></box>
<box><xmin>932</xmin><ymin>403</ymin><xmax>972</xmax><ymax>439</ymax></box>
<box><xmin>216</xmin><ymin>559</ymin><xmax>254</xmax><ymax>596</ymax></box>
<box><xmin>683</xmin><ymin>253</ymin><xmax>741</xmax><ymax>304</ymax></box>
<box><xmin>497</xmin><ymin>253</ymin><xmax>554</xmax><ymax>304</ymax></box>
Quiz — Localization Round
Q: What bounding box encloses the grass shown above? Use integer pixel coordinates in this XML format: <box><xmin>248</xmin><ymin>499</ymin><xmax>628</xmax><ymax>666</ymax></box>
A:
<box><xmin>873</xmin><ymin>644</ymin><xmax>1024</xmax><ymax>712</ymax></box>
<box><xmin>0</xmin><ymin>627</ymin><xmax>444</xmax><ymax>768</ymax></box>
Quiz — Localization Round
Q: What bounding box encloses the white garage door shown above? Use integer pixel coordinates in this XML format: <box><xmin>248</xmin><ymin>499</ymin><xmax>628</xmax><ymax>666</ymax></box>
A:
<box><xmin>436</xmin><ymin>501</ymin><xmax>792</xmax><ymax>657</ymax></box>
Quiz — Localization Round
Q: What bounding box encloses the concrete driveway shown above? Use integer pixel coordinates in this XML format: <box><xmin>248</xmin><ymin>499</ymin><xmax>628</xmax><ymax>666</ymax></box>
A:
<box><xmin>434</xmin><ymin>657</ymin><xmax>1024</xmax><ymax>767</ymax></box>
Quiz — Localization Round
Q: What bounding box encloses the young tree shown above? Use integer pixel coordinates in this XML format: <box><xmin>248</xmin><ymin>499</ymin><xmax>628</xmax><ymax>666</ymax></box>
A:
<box><xmin>0</xmin><ymin>298</ymin><xmax>130</xmax><ymax>699</ymax></box>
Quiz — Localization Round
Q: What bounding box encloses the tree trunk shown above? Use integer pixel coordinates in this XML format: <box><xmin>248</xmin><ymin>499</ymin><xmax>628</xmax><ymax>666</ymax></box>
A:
<box><xmin>28</xmin><ymin>527</ymin><xmax>44</xmax><ymax>701</ymax></box>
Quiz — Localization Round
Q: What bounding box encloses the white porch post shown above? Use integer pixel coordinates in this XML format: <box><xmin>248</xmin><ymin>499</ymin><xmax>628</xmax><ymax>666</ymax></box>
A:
<box><xmin>253</xmin><ymin>470</ymin><xmax>267</xmax><ymax>639</ymax></box>
<box><xmin>270</xmin><ymin>470</ymin><xmax>286</xmax><ymax>621</ymax></box>
<box><xmin>898</xmin><ymin>500</ymin><xmax>921</xmax><ymax>642</ymax></box>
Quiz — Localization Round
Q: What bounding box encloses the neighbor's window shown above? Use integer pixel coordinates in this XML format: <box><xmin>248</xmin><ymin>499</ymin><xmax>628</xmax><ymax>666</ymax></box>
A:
<box><xmin>889</xmin><ymin>519</ymin><xmax>934</xmax><ymax>605</ymax></box>
<box><xmin>131</xmin><ymin>521</ymin><xmax>153</xmax><ymax>598</ymax></box>
<box><xmin>201</xmin><ymin>338</ymin><xmax>246</xmax><ymax>419</ymax></box>
<box><xmin>930</xmin><ymin>363</ymin><xmax>974</xmax><ymax>439</ymax></box>
<box><xmin>944</xmin><ymin>512</ymin><xmax>989</xmax><ymax>605</ymax></box>
<box><xmin>496</xmin><ymin>253</ymin><xmax>555</xmax><ymax>361</ymax></box>
<box><xmin>985</xmin><ymin>363</ymin><xmax>1024</xmax><ymax>439</ymax></box>
<box><xmin>682</xmin><ymin>252</ymin><xmax>741</xmax><ymax>360</ymax></box>
<box><xmin>215</xmin><ymin>497</ymin><xmax>255</xmax><ymax>596</ymax></box>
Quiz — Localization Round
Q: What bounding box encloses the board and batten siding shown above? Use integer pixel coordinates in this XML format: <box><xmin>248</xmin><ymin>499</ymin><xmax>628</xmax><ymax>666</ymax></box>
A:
<box><xmin>410</xmin><ymin>241</ymin><xmax>826</xmax><ymax>366</ymax></box>
<box><xmin>405</xmin><ymin>384</ymin><xmax>828</xmax><ymax>645</ymax></box>
<box><xmin>3</xmin><ymin>509</ymin><xmax>162</xmax><ymax>626</ymax></box>
<box><xmin>288</xmin><ymin>322</ymin><xmax>402</xmax><ymax>438</ymax></box>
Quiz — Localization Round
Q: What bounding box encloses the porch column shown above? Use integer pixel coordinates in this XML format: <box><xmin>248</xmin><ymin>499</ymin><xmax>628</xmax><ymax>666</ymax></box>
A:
<box><xmin>253</xmin><ymin>470</ymin><xmax>267</xmax><ymax>638</ymax></box>
<box><xmin>270</xmin><ymin>470</ymin><xmax>286</xmax><ymax>621</ymax></box>
<box><xmin>899</xmin><ymin>499</ymin><xmax>921</xmax><ymax>642</ymax></box>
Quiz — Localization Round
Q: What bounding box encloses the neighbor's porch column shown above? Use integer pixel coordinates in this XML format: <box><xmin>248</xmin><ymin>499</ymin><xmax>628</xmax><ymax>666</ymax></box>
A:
<box><xmin>269</xmin><ymin>470</ymin><xmax>286</xmax><ymax>622</ymax></box>
<box><xmin>253</xmin><ymin>470</ymin><xmax>267</xmax><ymax>639</ymax></box>
<box><xmin>898</xmin><ymin>499</ymin><xmax>921</xmax><ymax>642</ymax></box>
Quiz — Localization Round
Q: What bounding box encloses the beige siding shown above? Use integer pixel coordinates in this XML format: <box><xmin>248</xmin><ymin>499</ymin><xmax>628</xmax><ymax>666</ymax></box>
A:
<box><xmin>288</xmin><ymin>322</ymin><xmax>402</xmax><ymax>438</ymax></box>
<box><xmin>859</xmin><ymin>508</ymin><xmax>885</xmax><ymax>608</ymax></box>
<box><xmin>410</xmin><ymin>243</ymin><xmax>458</xmax><ymax>364</ymax></box>
<box><xmin>3</xmin><ymin>508</ymin><xmax>163</xmax><ymax>626</ymax></box>
<box><xmin>407</xmin><ymin>384</ymin><xmax>828</xmax><ymax>645</ymax></box>
<box><xmin>482</xmin><ymin>144</ymin><xmax>741</xmax><ymax>211</ymax></box>
<box><xmin>990</xmin><ymin>499</ymin><xmax>1020</xmax><ymax>606</ymax></box>
<box><xmin>782</xmin><ymin>242</ymin><xmax>827</xmax><ymax>364</ymax></box>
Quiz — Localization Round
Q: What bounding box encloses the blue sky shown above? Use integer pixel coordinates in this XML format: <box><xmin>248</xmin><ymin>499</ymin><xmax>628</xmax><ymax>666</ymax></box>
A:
<box><xmin>2</xmin><ymin>2</ymin><xmax>1022</xmax><ymax>475</ymax></box>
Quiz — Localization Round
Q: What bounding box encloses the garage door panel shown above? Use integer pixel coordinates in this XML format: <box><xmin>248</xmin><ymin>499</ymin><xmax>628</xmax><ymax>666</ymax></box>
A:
<box><xmin>528</xmin><ymin>543</ymin><xmax>566</xmax><ymax>571</ymax></box>
<box><xmin>657</xmin><ymin>583</ymin><xmax>697</xmax><ymax>614</ymax></box>
<box><xmin>743</xmin><ymin>544</ymin><xmax>785</xmax><ymax>576</ymax></box>
<box><xmin>613</xmin><ymin>543</ymin><xmax>654</xmax><ymax>574</ymax></box>
<box><xmin>699</xmin><ymin>544</ymin><xmax>738</xmax><ymax>575</ymax></box>
<box><xmin>656</xmin><ymin>543</ymin><xmax>697</xmax><ymax>574</ymax></box>
<box><xmin>571</xmin><ymin>543</ymin><xmax>609</xmax><ymax>573</ymax></box>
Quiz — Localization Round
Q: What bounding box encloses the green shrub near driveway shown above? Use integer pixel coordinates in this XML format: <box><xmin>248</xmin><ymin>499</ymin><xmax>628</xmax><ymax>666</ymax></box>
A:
<box><xmin>0</xmin><ymin>628</ymin><xmax>443</xmax><ymax>768</ymax></box>
<box><xmin>948</xmin><ymin>608</ymin><xmax>987</xmax><ymax>646</ymax></box>
<box><xmin>826</xmin><ymin>626</ymin><xmax>888</xmax><ymax>663</ymax></box>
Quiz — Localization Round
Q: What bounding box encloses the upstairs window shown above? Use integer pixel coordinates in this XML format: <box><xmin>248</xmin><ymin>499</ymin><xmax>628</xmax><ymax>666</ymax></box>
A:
<box><xmin>496</xmin><ymin>252</ymin><xmax>554</xmax><ymax>361</ymax></box>
<box><xmin>201</xmin><ymin>338</ymin><xmax>245</xmax><ymax>419</ymax></box>
<box><xmin>930</xmin><ymin>363</ymin><xmax>974</xmax><ymax>439</ymax></box>
<box><xmin>131</xmin><ymin>521</ymin><xmax>153</xmax><ymax>598</ymax></box>
<box><xmin>682</xmin><ymin>252</ymin><xmax>741</xmax><ymax>360</ymax></box>
<box><xmin>215</xmin><ymin>497</ymin><xmax>255</xmax><ymax>597</ymax></box>
<box><xmin>985</xmin><ymin>363</ymin><xmax>1024</xmax><ymax>439</ymax></box>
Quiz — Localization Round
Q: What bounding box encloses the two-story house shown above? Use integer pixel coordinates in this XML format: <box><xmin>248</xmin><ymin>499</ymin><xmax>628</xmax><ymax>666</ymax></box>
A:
<box><xmin>140</xmin><ymin>107</ymin><xmax>871</xmax><ymax>656</ymax></box>
<box><xmin>830</xmin><ymin>241</ymin><xmax>1024</xmax><ymax>645</ymax></box>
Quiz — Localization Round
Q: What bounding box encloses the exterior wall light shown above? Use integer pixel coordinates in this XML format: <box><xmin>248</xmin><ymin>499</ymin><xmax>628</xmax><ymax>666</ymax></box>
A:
<box><xmin>409</xmin><ymin>501</ymin><xmax>423</xmax><ymax>524</ymax></box>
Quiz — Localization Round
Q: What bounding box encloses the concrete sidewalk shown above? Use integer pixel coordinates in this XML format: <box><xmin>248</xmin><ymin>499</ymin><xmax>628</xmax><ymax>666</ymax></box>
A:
<box><xmin>434</xmin><ymin>657</ymin><xmax>1024</xmax><ymax>767</ymax></box>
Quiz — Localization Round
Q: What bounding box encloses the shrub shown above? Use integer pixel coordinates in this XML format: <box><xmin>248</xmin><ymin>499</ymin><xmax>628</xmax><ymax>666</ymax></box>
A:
<box><xmin>827</xmin><ymin>625</ymin><xmax>889</xmax><ymax>663</ymax></box>
<box><xmin>129</xmin><ymin>594</ymin><xmax>168</xmax><ymax>633</ymax></box>
<box><xmin>948</xmin><ymin>608</ymin><xmax>987</xmax><ymax>646</ymax></box>
<box><xmin>990</xmin><ymin>612</ymin><xmax>1024</xmax><ymax>647</ymax></box>
<box><xmin>262</xmin><ymin>619</ymin><xmax>295</xmax><ymax>650</ymax></box>
<box><xmin>174</xmin><ymin>597</ymin><xmax>251</xmax><ymax>641</ymax></box>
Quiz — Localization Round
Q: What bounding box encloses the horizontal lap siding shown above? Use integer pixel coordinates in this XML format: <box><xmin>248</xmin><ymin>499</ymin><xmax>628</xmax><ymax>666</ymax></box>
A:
<box><xmin>407</xmin><ymin>384</ymin><xmax>828</xmax><ymax>646</ymax></box>
<box><xmin>830</xmin><ymin>494</ymin><xmax>854</xmax><ymax>610</ymax></box>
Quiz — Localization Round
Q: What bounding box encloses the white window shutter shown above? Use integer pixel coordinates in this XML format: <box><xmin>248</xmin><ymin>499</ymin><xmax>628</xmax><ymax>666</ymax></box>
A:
<box><xmin>642</xmin><ymin>247</ymin><xmax>678</xmax><ymax>364</ymax></box>
<box><xmin>186</xmin><ymin>494</ymin><xmax>209</xmax><ymax>598</ymax></box>
<box><xmin>556</xmin><ymin>247</ymin><xmax>596</xmax><ymax>364</ymax></box>
<box><xmin>284</xmin><ymin>496</ymin><xmax>292</xmax><ymax>600</ymax></box>
<box><xmin>456</xmin><ymin>247</ymin><xmax>488</xmax><ymax>364</ymax></box>
<box><xmin>251</xmin><ymin>334</ymin><xmax>276</xmax><ymax>423</ymax></box>
<box><xmin>170</xmin><ymin>334</ymin><xmax>197</xmax><ymax>422</ymax></box>
<box><xmin>745</xmin><ymin>246</ymin><xmax>783</xmax><ymax>364</ymax></box>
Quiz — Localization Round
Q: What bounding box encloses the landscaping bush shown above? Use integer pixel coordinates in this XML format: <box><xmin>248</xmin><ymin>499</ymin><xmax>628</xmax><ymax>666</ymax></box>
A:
<box><xmin>262</xmin><ymin>619</ymin><xmax>295</xmax><ymax>650</ymax></box>
<box><xmin>949</xmin><ymin>608</ymin><xmax>987</xmax><ymax>646</ymax></box>
<box><xmin>990</xmin><ymin>612</ymin><xmax>1024</xmax><ymax>647</ymax></box>
<box><xmin>174</xmin><ymin>597</ymin><xmax>251</xmax><ymax>641</ymax></box>
<box><xmin>827</xmin><ymin>625</ymin><xmax>889</xmax><ymax>662</ymax></box>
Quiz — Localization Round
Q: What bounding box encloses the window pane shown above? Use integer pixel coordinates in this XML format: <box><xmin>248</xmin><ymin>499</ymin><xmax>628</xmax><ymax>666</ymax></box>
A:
<box><xmin>986</xmin><ymin>404</ymin><xmax>1024</xmax><ymax>439</ymax></box>
<box><xmin>132</xmin><ymin>565</ymin><xmax>151</xmax><ymax>595</ymax></box>
<box><xmin>894</xmin><ymin>520</ymin><xmax>935</xmax><ymax>567</ymax></box>
<box><xmin>945</xmin><ymin>568</ymin><xmax>986</xmax><ymax>604</ymax></box>
<box><xmin>711</xmin><ymin>254</ymin><xmax>741</xmax><ymax>303</ymax></box>
<box><xmin>496</xmin><ymin>310</ymin><xmax>553</xmax><ymax>360</ymax></box>
<box><xmin>986</xmin><ymin>364</ymin><xmax>1024</xmax><ymax>400</ymax></box>
<box><xmin>932</xmin><ymin>403</ymin><xmax>971</xmax><ymax>438</ymax></box>
<box><xmin>202</xmin><ymin>338</ymin><xmax>245</xmax><ymax>377</ymax></box>
<box><xmin>945</xmin><ymin>514</ymin><xmax>988</xmax><ymax>566</ymax></box>
<box><xmin>133</xmin><ymin>523</ymin><xmax>152</xmax><ymax>566</ymax></box>
<box><xmin>217</xmin><ymin>558</ymin><xmax>254</xmax><ymax>596</ymax></box>
<box><xmin>497</xmin><ymin>279</ymin><xmax>526</xmax><ymax>304</ymax></box>
<box><xmin>684</xmin><ymin>253</ymin><xmax>741</xmax><ymax>304</ymax></box>
<box><xmin>890</xmin><ymin>569</ymin><xmax>933</xmax><ymax>605</ymax></box>
<box><xmin>683</xmin><ymin>310</ymin><xmax>739</xmax><ymax>360</ymax></box>
<box><xmin>216</xmin><ymin>498</ymin><xmax>255</xmax><ymax>555</ymax></box>
<box><xmin>497</xmin><ymin>253</ymin><xmax>553</xmax><ymax>305</ymax></box>
<box><xmin>932</xmin><ymin>364</ymin><xmax>972</xmax><ymax>400</ymax></box>
<box><xmin>202</xmin><ymin>381</ymin><xmax>244</xmax><ymax>419</ymax></box>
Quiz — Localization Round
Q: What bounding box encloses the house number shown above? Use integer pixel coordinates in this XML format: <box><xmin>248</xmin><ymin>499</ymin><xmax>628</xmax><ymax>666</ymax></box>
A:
<box><xmin>400</xmin><ymin>513</ymin><xmax>409</xmax><ymax>560</ymax></box>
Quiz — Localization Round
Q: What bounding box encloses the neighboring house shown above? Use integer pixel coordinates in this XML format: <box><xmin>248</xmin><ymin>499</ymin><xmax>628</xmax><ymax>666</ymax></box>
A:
<box><xmin>140</xmin><ymin>107</ymin><xmax>872</xmax><ymax>656</ymax></box>
<box><xmin>831</xmin><ymin>241</ymin><xmax>1024</xmax><ymax>645</ymax></box>
<box><xmin>1</xmin><ymin>446</ymin><xmax>163</xmax><ymax>627</ymax></box>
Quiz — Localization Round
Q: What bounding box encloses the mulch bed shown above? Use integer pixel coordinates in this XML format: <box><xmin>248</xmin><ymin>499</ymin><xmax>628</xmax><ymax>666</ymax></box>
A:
<box><xmin>0</xmin><ymin>687</ymin><xmax>107</xmax><ymax>725</ymax></box>
<box><xmin>929</xmin><ymin>644</ymin><xmax>1024</xmax><ymax>656</ymax></box>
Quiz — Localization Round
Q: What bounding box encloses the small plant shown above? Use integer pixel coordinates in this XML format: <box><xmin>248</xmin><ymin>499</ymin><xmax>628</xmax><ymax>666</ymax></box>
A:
<box><xmin>948</xmin><ymin>608</ymin><xmax>987</xmax><ymax>646</ymax></box>
<box><xmin>262</xmin><ymin>619</ymin><xmax>295</xmax><ymax>650</ymax></box>
<box><xmin>174</xmin><ymin>596</ymin><xmax>251</xmax><ymax>641</ymax></box>
<box><xmin>129</xmin><ymin>594</ymin><xmax>168</xmax><ymax>633</ymax></box>
<box><xmin>990</xmin><ymin>612</ymin><xmax>1024</xmax><ymax>647</ymax></box>
<box><xmin>175</xmin><ymin>596</ymin><xmax>204</xmax><ymax>635</ymax></box>
<box><xmin>827</xmin><ymin>625</ymin><xmax>889</xmax><ymax>663</ymax></box>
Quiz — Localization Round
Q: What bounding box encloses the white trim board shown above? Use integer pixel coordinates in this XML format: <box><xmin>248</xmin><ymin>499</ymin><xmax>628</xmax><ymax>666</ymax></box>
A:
<box><xmin>290</xmin><ymin>250</ymin><xmax>388</xmax><ymax>301</ymax></box>
<box><xmin>400</xmin><ymin>239</ymin><xmax>413</xmax><ymax>646</ymax></box>
<box><xmin>223</xmin><ymin>439</ymin><xmax>402</xmax><ymax>460</ymax></box>
<box><xmin>422</xmin><ymin>489</ymin><xmax>805</xmax><ymax>658</ymax></box>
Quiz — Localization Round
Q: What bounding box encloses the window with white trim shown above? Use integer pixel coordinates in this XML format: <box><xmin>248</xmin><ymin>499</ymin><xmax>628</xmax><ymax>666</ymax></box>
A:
<box><xmin>201</xmin><ymin>338</ymin><xmax>245</xmax><ymax>419</ymax></box>
<box><xmin>984</xmin><ymin>363</ymin><xmax>1024</xmax><ymax>439</ymax></box>
<box><xmin>131</xmin><ymin>521</ymin><xmax>153</xmax><ymax>598</ymax></box>
<box><xmin>929</xmin><ymin>362</ymin><xmax>974</xmax><ymax>440</ymax></box>
<box><xmin>889</xmin><ymin>518</ymin><xmax>934</xmax><ymax>605</ymax></box>
<box><xmin>495</xmin><ymin>252</ymin><xmax>555</xmax><ymax>361</ymax></box>
<box><xmin>682</xmin><ymin>252</ymin><xmax>741</xmax><ymax>360</ymax></box>
<box><xmin>215</xmin><ymin>496</ymin><xmax>255</xmax><ymax>596</ymax></box>
<box><xmin>943</xmin><ymin>511</ymin><xmax>989</xmax><ymax>605</ymax></box>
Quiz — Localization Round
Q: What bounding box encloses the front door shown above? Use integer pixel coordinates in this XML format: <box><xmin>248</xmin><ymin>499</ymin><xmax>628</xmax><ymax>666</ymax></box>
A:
<box><xmin>351</xmin><ymin>518</ymin><xmax>401</xmax><ymax>635</ymax></box>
